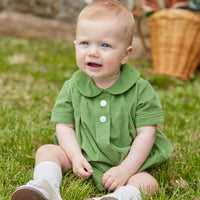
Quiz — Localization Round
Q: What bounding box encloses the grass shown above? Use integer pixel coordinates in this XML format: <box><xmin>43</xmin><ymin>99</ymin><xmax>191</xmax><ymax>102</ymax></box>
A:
<box><xmin>0</xmin><ymin>36</ymin><xmax>199</xmax><ymax>200</ymax></box>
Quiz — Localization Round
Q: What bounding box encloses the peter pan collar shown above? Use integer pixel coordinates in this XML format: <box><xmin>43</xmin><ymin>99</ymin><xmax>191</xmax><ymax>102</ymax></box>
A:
<box><xmin>74</xmin><ymin>64</ymin><xmax>140</xmax><ymax>97</ymax></box>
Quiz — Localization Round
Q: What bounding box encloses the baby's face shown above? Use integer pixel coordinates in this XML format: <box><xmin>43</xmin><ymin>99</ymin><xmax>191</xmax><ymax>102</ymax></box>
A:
<box><xmin>74</xmin><ymin>19</ymin><xmax>132</xmax><ymax>88</ymax></box>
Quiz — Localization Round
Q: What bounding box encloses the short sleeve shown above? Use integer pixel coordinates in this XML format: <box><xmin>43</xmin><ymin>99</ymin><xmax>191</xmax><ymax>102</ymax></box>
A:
<box><xmin>135</xmin><ymin>80</ymin><xmax>164</xmax><ymax>127</ymax></box>
<box><xmin>51</xmin><ymin>81</ymin><xmax>75</xmax><ymax>124</ymax></box>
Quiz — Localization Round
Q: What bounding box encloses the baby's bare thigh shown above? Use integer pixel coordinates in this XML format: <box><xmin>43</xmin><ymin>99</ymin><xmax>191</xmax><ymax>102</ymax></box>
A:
<box><xmin>35</xmin><ymin>144</ymin><xmax>72</xmax><ymax>171</ymax></box>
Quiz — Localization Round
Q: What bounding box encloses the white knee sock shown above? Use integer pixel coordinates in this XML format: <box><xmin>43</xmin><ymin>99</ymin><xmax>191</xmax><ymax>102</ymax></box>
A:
<box><xmin>33</xmin><ymin>161</ymin><xmax>62</xmax><ymax>196</ymax></box>
<box><xmin>104</xmin><ymin>185</ymin><xmax>142</xmax><ymax>200</ymax></box>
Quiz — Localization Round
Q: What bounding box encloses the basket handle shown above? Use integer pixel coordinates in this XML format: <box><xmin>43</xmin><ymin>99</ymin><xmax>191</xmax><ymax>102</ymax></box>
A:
<box><xmin>136</xmin><ymin>16</ymin><xmax>150</xmax><ymax>51</ymax></box>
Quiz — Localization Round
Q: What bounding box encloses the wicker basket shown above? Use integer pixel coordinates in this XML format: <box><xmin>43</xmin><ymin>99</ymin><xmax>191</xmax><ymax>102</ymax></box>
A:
<box><xmin>148</xmin><ymin>9</ymin><xmax>200</xmax><ymax>81</ymax></box>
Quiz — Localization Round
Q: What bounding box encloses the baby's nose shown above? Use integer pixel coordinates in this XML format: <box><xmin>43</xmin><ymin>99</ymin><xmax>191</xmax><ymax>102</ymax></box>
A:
<box><xmin>88</xmin><ymin>47</ymin><xmax>100</xmax><ymax>58</ymax></box>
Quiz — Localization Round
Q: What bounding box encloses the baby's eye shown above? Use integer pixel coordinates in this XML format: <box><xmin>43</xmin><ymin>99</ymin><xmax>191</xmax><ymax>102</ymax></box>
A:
<box><xmin>81</xmin><ymin>41</ymin><xmax>89</xmax><ymax>46</ymax></box>
<box><xmin>101</xmin><ymin>43</ymin><xmax>110</xmax><ymax>48</ymax></box>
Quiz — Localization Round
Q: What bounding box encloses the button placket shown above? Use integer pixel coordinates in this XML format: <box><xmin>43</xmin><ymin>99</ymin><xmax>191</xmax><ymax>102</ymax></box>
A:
<box><xmin>95</xmin><ymin>94</ymin><xmax>110</xmax><ymax>144</ymax></box>
<box><xmin>99</xmin><ymin>99</ymin><xmax>107</xmax><ymax>122</ymax></box>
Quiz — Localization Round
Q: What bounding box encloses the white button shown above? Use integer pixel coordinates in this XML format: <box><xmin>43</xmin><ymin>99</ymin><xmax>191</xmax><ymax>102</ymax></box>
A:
<box><xmin>100</xmin><ymin>116</ymin><xmax>106</xmax><ymax>122</ymax></box>
<box><xmin>100</xmin><ymin>100</ymin><xmax>107</xmax><ymax>107</ymax></box>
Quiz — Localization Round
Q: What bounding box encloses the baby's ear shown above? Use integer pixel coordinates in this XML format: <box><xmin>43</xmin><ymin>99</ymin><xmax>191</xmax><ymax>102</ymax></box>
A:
<box><xmin>74</xmin><ymin>41</ymin><xmax>77</xmax><ymax>45</ymax></box>
<box><xmin>121</xmin><ymin>46</ymin><xmax>132</xmax><ymax>65</ymax></box>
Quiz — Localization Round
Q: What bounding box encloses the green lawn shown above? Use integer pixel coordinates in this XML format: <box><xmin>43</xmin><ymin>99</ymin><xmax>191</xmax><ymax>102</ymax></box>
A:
<box><xmin>0</xmin><ymin>37</ymin><xmax>199</xmax><ymax>200</ymax></box>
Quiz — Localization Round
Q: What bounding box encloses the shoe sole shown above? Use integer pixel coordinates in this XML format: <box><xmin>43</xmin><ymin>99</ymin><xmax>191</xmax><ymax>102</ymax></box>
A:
<box><xmin>11</xmin><ymin>186</ymin><xmax>48</xmax><ymax>200</ymax></box>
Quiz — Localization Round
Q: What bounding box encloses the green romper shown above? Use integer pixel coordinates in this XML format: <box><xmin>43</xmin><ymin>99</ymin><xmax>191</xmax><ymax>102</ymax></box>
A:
<box><xmin>51</xmin><ymin>64</ymin><xmax>174</xmax><ymax>191</ymax></box>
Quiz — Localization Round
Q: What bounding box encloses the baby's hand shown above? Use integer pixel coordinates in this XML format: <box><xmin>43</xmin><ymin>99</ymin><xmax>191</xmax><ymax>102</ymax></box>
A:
<box><xmin>102</xmin><ymin>165</ymin><xmax>130</xmax><ymax>191</ymax></box>
<box><xmin>72</xmin><ymin>155</ymin><xmax>93</xmax><ymax>179</ymax></box>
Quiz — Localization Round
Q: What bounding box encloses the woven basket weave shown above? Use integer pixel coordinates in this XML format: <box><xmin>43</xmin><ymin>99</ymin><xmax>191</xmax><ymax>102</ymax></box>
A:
<box><xmin>148</xmin><ymin>9</ymin><xmax>200</xmax><ymax>80</ymax></box>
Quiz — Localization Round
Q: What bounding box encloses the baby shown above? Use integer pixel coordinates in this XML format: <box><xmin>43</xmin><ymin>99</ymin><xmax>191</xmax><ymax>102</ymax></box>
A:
<box><xmin>11</xmin><ymin>0</ymin><xmax>174</xmax><ymax>200</ymax></box>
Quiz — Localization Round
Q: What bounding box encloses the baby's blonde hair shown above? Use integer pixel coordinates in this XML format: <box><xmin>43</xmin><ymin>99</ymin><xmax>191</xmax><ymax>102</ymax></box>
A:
<box><xmin>77</xmin><ymin>0</ymin><xmax>135</xmax><ymax>46</ymax></box>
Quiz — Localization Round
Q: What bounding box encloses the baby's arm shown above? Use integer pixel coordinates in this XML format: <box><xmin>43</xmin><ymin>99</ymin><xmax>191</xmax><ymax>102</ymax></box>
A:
<box><xmin>56</xmin><ymin>123</ymin><xmax>93</xmax><ymax>179</ymax></box>
<box><xmin>102</xmin><ymin>125</ymin><xmax>156</xmax><ymax>191</ymax></box>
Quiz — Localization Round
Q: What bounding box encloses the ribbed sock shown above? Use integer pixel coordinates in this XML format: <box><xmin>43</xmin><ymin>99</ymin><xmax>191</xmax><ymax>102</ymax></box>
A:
<box><xmin>104</xmin><ymin>185</ymin><xmax>142</xmax><ymax>200</ymax></box>
<box><xmin>33</xmin><ymin>161</ymin><xmax>62</xmax><ymax>198</ymax></box>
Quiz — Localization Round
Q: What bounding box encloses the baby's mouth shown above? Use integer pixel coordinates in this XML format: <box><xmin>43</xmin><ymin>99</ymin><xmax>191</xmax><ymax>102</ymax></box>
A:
<box><xmin>87</xmin><ymin>62</ymin><xmax>102</xmax><ymax>68</ymax></box>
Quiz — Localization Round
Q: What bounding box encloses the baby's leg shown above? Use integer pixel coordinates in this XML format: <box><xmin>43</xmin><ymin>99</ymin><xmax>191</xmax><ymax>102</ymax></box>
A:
<box><xmin>35</xmin><ymin>144</ymin><xmax>72</xmax><ymax>171</ymax></box>
<box><xmin>11</xmin><ymin>144</ymin><xmax>72</xmax><ymax>200</ymax></box>
<box><xmin>88</xmin><ymin>172</ymin><xmax>158</xmax><ymax>200</ymax></box>
<box><xmin>127</xmin><ymin>171</ymin><xmax>158</xmax><ymax>195</ymax></box>
<box><xmin>103</xmin><ymin>172</ymin><xmax>158</xmax><ymax>199</ymax></box>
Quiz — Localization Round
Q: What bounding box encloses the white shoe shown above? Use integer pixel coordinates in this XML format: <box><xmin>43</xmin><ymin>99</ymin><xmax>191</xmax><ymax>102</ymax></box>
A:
<box><xmin>84</xmin><ymin>197</ymin><xmax>118</xmax><ymax>200</ymax></box>
<box><xmin>11</xmin><ymin>179</ymin><xmax>62</xmax><ymax>200</ymax></box>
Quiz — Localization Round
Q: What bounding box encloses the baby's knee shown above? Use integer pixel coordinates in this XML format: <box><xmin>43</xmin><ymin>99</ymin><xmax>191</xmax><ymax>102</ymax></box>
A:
<box><xmin>128</xmin><ymin>171</ymin><xmax>158</xmax><ymax>195</ymax></box>
<box><xmin>35</xmin><ymin>144</ymin><xmax>59</xmax><ymax>160</ymax></box>
<box><xmin>35</xmin><ymin>144</ymin><xmax>71</xmax><ymax>170</ymax></box>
